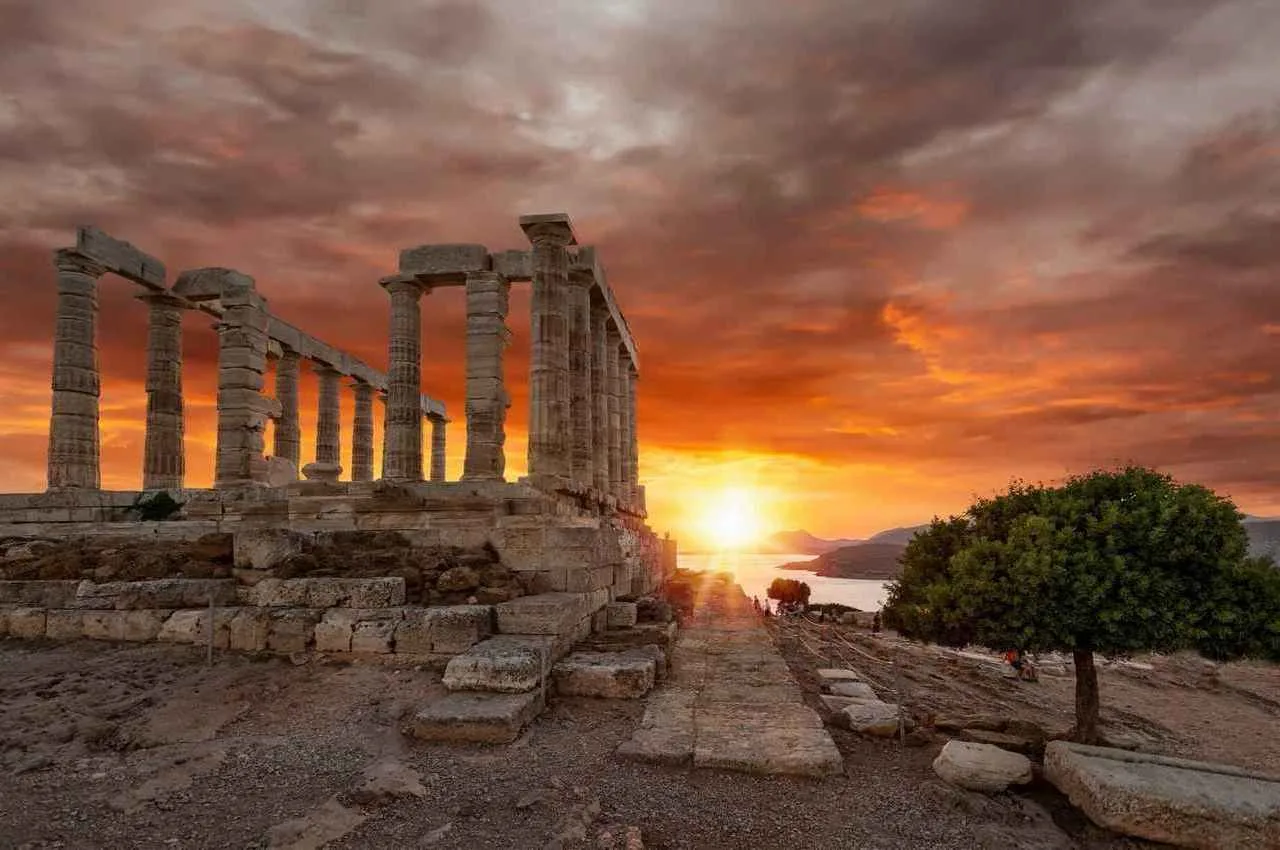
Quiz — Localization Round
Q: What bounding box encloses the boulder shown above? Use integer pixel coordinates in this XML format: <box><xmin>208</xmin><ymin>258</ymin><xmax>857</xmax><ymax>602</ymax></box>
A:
<box><xmin>842</xmin><ymin>701</ymin><xmax>903</xmax><ymax>737</ymax></box>
<box><xmin>933</xmin><ymin>741</ymin><xmax>1033</xmax><ymax>793</ymax></box>
<box><xmin>1045</xmin><ymin>741</ymin><xmax>1280</xmax><ymax>848</ymax></box>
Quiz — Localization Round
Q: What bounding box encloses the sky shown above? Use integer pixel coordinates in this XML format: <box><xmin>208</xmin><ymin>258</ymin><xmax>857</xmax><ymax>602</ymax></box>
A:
<box><xmin>1</xmin><ymin>0</ymin><xmax>1279</xmax><ymax>547</ymax></box>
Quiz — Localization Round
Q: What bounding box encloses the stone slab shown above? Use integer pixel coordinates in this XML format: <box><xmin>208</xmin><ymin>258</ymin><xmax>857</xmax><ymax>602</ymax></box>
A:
<box><xmin>934</xmin><ymin>740</ymin><xmax>1034</xmax><ymax>793</ymax></box>
<box><xmin>442</xmin><ymin>636</ymin><xmax>549</xmax><ymax>694</ymax></box>
<box><xmin>0</xmin><ymin>581</ymin><xmax>80</xmax><ymax>608</ymax></box>
<box><xmin>1045</xmin><ymin>741</ymin><xmax>1280</xmax><ymax>848</ymax></box>
<box><xmin>816</xmin><ymin>668</ymin><xmax>863</xmax><ymax>683</ymax></box>
<box><xmin>73</xmin><ymin>579</ymin><xmax>238</xmax><ymax>610</ymax></box>
<box><xmin>77</xmin><ymin>225</ymin><xmax>166</xmax><ymax>288</ymax></box>
<box><xmin>408</xmin><ymin>690</ymin><xmax>545</xmax><ymax>744</ymax></box>
<box><xmin>7</xmin><ymin>607</ymin><xmax>47</xmax><ymax>638</ymax></box>
<box><xmin>552</xmin><ymin>651</ymin><xmax>655</xmax><ymax>699</ymax></box>
<box><xmin>398</xmin><ymin>243</ymin><xmax>490</xmax><ymax>281</ymax></box>
<box><xmin>494</xmin><ymin>592</ymin><xmax>590</xmax><ymax>636</ymax></box>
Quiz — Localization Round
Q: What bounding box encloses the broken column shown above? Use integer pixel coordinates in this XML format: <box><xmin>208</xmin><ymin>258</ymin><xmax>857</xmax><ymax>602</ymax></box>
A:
<box><xmin>591</xmin><ymin>303</ymin><xmax>611</xmax><ymax>493</ymax></box>
<box><xmin>568</xmin><ymin>253</ymin><xmax>596</xmax><ymax>489</ymax></box>
<box><xmin>606</xmin><ymin>329</ymin><xmax>623</xmax><ymax>497</ymax></box>
<box><xmin>302</xmin><ymin>364</ymin><xmax>342</xmax><ymax>482</ymax></box>
<box><xmin>351</xmin><ymin>379</ymin><xmax>374</xmax><ymax>482</ymax></box>
<box><xmin>139</xmin><ymin>292</ymin><xmax>185</xmax><ymax>490</ymax></box>
<box><xmin>429</xmin><ymin>413</ymin><xmax>447</xmax><ymax>482</ymax></box>
<box><xmin>273</xmin><ymin>347</ymin><xmax>301</xmax><ymax>471</ymax></box>
<box><xmin>381</xmin><ymin>278</ymin><xmax>424</xmax><ymax>482</ymax></box>
<box><xmin>520</xmin><ymin>213</ymin><xmax>577</xmax><ymax>487</ymax></box>
<box><xmin>211</xmin><ymin>271</ymin><xmax>273</xmax><ymax>489</ymax></box>
<box><xmin>47</xmin><ymin>249</ymin><xmax>105</xmax><ymax>490</ymax></box>
<box><xmin>462</xmin><ymin>270</ymin><xmax>511</xmax><ymax>481</ymax></box>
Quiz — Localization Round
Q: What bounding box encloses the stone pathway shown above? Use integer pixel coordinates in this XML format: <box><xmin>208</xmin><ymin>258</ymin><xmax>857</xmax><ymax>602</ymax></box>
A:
<box><xmin>618</xmin><ymin>574</ymin><xmax>842</xmax><ymax>777</ymax></box>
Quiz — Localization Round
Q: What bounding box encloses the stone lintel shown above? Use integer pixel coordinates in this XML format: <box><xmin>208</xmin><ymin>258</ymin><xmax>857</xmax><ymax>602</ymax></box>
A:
<box><xmin>173</xmin><ymin>267</ymin><xmax>255</xmax><ymax>301</ymax></box>
<box><xmin>574</xmin><ymin>249</ymin><xmax>639</xmax><ymax>372</ymax></box>
<box><xmin>76</xmin><ymin>225</ymin><xmax>166</xmax><ymax>289</ymax></box>
<box><xmin>398</xmin><ymin>243</ymin><xmax>490</xmax><ymax>282</ymax></box>
<box><xmin>519</xmin><ymin>213</ymin><xmax>578</xmax><ymax>245</ymax></box>
<box><xmin>490</xmin><ymin>250</ymin><xmax>532</xmax><ymax>282</ymax></box>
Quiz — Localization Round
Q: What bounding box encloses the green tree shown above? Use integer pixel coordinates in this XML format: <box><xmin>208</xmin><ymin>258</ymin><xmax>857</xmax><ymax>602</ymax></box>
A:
<box><xmin>767</xmin><ymin>577</ymin><xmax>811</xmax><ymax>608</ymax></box>
<box><xmin>884</xmin><ymin>467</ymin><xmax>1275</xmax><ymax>743</ymax></box>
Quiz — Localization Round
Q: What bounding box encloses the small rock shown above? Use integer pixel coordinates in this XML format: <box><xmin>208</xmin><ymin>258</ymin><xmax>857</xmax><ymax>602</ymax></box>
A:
<box><xmin>842</xmin><ymin>701</ymin><xmax>904</xmax><ymax>737</ymax></box>
<box><xmin>933</xmin><ymin>740</ymin><xmax>1033</xmax><ymax>793</ymax></box>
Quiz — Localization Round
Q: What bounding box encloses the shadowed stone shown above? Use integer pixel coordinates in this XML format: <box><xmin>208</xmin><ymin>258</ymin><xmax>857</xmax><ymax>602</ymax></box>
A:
<box><xmin>408</xmin><ymin>690</ymin><xmax>545</xmax><ymax>744</ymax></box>
<box><xmin>552</xmin><ymin>651</ymin><xmax>655</xmax><ymax>699</ymax></box>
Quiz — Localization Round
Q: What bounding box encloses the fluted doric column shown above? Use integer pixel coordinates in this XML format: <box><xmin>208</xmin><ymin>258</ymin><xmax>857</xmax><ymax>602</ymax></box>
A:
<box><xmin>605</xmin><ymin>329</ymin><xmax>623</xmax><ymax>497</ymax></box>
<box><xmin>567</xmin><ymin>263</ymin><xmax>595</xmax><ymax>488</ymax></box>
<box><xmin>273</xmin><ymin>347</ymin><xmax>301</xmax><ymax>471</ymax></box>
<box><xmin>351</xmin><ymin>379</ymin><xmax>374</xmax><ymax>482</ymax></box>
<box><xmin>47</xmin><ymin>249</ymin><xmax>105</xmax><ymax>490</ymax></box>
<box><xmin>429</xmin><ymin>414</ymin><xmax>447</xmax><ymax>482</ymax></box>
<box><xmin>381</xmin><ymin>279</ymin><xmax>424</xmax><ymax>481</ymax></box>
<box><xmin>140</xmin><ymin>292</ymin><xmax>185</xmax><ymax>490</ymax></box>
<box><xmin>626</xmin><ymin>360</ymin><xmax>640</xmax><ymax>508</ymax></box>
<box><xmin>376</xmin><ymin>389</ymin><xmax>388</xmax><ymax>480</ymax></box>
<box><xmin>462</xmin><ymin>270</ymin><xmax>510</xmax><ymax>481</ymax></box>
<box><xmin>303</xmin><ymin>364</ymin><xmax>342</xmax><ymax>482</ymax></box>
<box><xmin>214</xmin><ymin>276</ymin><xmax>271</xmax><ymax>489</ymax></box>
<box><xmin>619</xmin><ymin>358</ymin><xmax>633</xmax><ymax>506</ymax></box>
<box><xmin>520</xmin><ymin>213</ymin><xmax>577</xmax><ymax>486</ymax></box>
<box><xmin>590</xmin><ymin>304</ymin><xmax>610</xmax><ymax>492</ymax></box>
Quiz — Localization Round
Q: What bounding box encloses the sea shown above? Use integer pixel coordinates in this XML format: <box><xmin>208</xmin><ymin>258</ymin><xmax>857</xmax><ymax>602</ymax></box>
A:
<box><xmin>677</xmin><ymin>551</ymin><xmax>891</xmax><ymax>611</ymax></box>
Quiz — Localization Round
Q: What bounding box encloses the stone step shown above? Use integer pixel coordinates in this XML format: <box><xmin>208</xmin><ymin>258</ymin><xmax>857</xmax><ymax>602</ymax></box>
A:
<box><xmin>552</xmin><ymin>651</ymin><xmax>656</xmax><ymax>699</ymax></box>
<box><xmin>442</xmin><ymin>635</ymin><xmax>554</xmax><ymax>693</ymax></box>
<box><xmin>407</xmin><ymin>690</ymin><xmax>545</xmax><ymax>744</ymax></box>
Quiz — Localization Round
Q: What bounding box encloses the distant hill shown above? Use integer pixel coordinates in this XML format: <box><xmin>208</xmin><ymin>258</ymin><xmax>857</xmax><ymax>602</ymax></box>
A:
<box><xmin>758</xmin><ymin>529</ymin><xmax>861</xmax><ymax>555</ymax></box>
<box><xmin>865</xmin><ymin>524</ymin><xmax>930</xmax><ymax>546</ymax></box>
<box><xmin>781</xmin><ymin>541</ymin><xmax>906</xmax><ymax>580</ymax></box>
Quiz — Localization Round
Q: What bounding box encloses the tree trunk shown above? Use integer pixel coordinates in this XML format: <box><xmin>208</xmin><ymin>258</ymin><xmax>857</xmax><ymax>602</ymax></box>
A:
<box><xmin>1072</xmin><ymin>649</ymin><xmax>1101</xmax><ymax>744</ymax></box>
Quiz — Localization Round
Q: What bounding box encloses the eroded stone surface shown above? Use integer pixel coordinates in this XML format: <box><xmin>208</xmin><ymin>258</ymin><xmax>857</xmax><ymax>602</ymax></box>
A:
<box><xmin>933</xmin><ymin>740</ymin><xmax>1034</xmax><ymax>793</ymax></box>
<box><xmin>408</xmin><ymin>690</ymin><xmax>545</xmax><ymax>744</ymax></box>
<box><xmin>552</xmin><ymin>651</ymin><xmax>655</xmax><ymax>699</ymax></box>
<box><xmin>443</xmin><ymin>636</ymin><xmax>549</xmax><ymax>693</ymax></box>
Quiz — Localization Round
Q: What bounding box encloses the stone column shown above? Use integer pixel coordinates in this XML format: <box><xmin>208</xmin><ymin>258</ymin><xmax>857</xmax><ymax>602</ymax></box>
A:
<box><xmin>303</xmin><ymin>365</ymin><xmax>342</xmax><ymax>482</ymax></box>
<box><xmin>429</xmin><ymin>414</ymin><xmax>447</xmax><ymax>482</ymax></box>
<box><xmin>626</xmin><ymin>360</ymin><xmax>640</xmax><ymax>507</ymax></box>
<box><xmin>47</xmin><ymin>249</ymin><xmax>105</xmax><ymax>490</ymax></box>
<box><xmin>520</xmin><ymin>214</ymin><xmax>576</xmax><ymax>486</ymax></box>
<box><xmin>619</xmin><ymin>360</ymin><xmax>633</xmax><ymax>506</ymax></box>
<box><xmin>351</xmin><ymin>380</ymin><xmax>374</xmax><ymax>482</ymax></box>
<box><xmin>567</xmin><ymin>265</ymin><xmax>595</xmax><ymax>488</ymax></box>
<box><xmin>605</xmin><ymin>329</ymin><xmax>623</xmax><ymax>498</ymax></box>
<box><xmin>462</xmin><ymin>271</ymin><xmax>511</xmax><ymax>481</ymax></box>
<box><xmin>273</xmin><ymin>347</ymin><xmax>301</xmax><ymax>471</ymax></box>
<box><xmin>214</xmin><ymin>278</ymin><xmax>271</xmax><ymax>489</ymax></box>
<box><xmin>376</xmin><ymin>389</ymin><xmax>388</xmax><ymax>480</ymax></box>
<box><xmin>139</xmin><ymin>292</ymin><xmax>185</xmax><ymax>490</ymax></box>
<box><xmin>381</xmin><ymin>279</ymin><xmax>424</xmax><ymax>481</ymax></box>
<box><xmin>590</xmin><ymin>305</ymin><xmax>610</xmax><ymax>492</ymax></box>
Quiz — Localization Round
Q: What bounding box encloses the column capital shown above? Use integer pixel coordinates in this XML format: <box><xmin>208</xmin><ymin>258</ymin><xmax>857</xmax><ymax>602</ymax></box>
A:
<box><xmin>54</xmin><ymin>248</ymin><xmax>107</xmax><ymax>278</ymax></box>
<box><xmin>378</xmin><ymin>274</ymin><xmax>427</xmax><ymax>298</ymax></box>
<box><xmin>135</xmin><ymin>291</ymin><xmax>186</xmax><ymax>308</ymax></box>
<box><xmin>520</xmin><ymin>213</ymin><xmax>577</xmax><ymax>247</ymax></box>
<box><xmin>350</xmin><ymin>377</ymin><xmax>374</xmax><ymax>392</ymax></box>
<box><xmin>311</xmin><ymin>361</ymin><xmax>343</xmax><ymax>377</ymax></box>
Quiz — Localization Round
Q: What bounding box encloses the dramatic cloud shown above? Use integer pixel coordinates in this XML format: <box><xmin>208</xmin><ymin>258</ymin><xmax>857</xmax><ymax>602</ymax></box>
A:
<box><xmin>2</xmin><ymin>0</ymin><xmax>1278</xmax><ymax>542</ymax></box>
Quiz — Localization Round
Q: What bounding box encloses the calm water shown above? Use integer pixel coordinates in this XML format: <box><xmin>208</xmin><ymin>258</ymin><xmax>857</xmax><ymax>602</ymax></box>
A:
<box><xmin>678</xmin><ymin>552</ymin><xmax>891</xmax><ymax>611</ymax></box>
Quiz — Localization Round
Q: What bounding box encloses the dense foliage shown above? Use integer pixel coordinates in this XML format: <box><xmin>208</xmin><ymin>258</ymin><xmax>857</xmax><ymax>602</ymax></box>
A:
<box><xmin>767</xmin><ymin>577</ymin><xmax>811</xmax><ymax>607</ymax></box>
<box><xmin>883</xmin><ymin>467</ymin><xmax>1280</xmax><ymax>742</ymax></box>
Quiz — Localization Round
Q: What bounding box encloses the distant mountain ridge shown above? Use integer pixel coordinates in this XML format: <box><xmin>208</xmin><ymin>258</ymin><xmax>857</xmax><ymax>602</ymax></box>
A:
<box><xmin>758</xmin><ymin>529</ymin><xmax>860</xmax><ymax>555</ymax></box>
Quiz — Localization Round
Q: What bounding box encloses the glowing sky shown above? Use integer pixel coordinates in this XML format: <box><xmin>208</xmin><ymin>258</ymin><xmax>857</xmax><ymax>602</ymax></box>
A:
<box><xmin>2</xmin><ymin>1</ymin><xmax>1279</xmax><ymax>547</ymax></box>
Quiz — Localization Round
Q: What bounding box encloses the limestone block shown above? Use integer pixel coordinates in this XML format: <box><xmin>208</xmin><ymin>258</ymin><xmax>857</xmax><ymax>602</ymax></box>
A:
<box><xmin>121</xmin><ymin>610</ymin><xmax>167</xmax><ymax>641</ymax></box>
<box><xmin>241</xmin><ymin>578</ymin><xmax>309</xmax><ymax>607</ymax></box>
<box><xmin>0</xmin><ymin>581</ymin><xmax>80</xmax><ymax>608</ymax></box>
<box><xmin>490</xmin><ymin>249</ymin><xmax>532</xmax><ymax>281</ymax></box>
<box><xmin>314</xmin><ymin>609</ymin><xmax>355</xmax><ymax>653</ymax></box>
<box><xmin>427</xmin><ymin>605</ymin><xmax>496</xmax><ymax>654</ymax></box>
<box><xmin>442</xmin><ymin>636</ymin><xmax>551</xmax><ymax>693</ymax></box>
<box><xmin>408</xmin><ymin>690</ymin><xmax>545</xmax><ymax>745</ymax></box>
<box><xmin>336</xmin><ymin>578</ymin><xmax>406</xmax><ymax>609</ymax></box>
<box><xmin>157</xmin><ymin>609</ymin><xmax>235</xmax><ymax>647</ymax></box>
<box><xmin>552</xmin><ymin>651</ymin><xmax>655</xmax><ymax>699</ymax></box>
<box><xmin>567</xmin><ymin>564</ymin><xmax>614</xmax><ymax>593</ymax></box>
<box><xmin>351</xmin><ymin>620</ymin><xmax>396</xmax><ymax>654</ymax></box>
<box><xmin>399</xmin><ymin>243</ymin><xmax>490</xmax><ymax>280</ymax></box>
<box><xmin>827</xmin><ymin>681</ymin><xmax>877</xmax><ymax>700</ymax></box>
<box><xmin>229</xmin><ymin>608</ymin><xmax>271</xmax><ymax>652</ymax></box>
<box><xmin>44</xmin><ymin>609</ymin><xmax>85</xmax><ymax>640</ymax></box>
<box><xmin>606</xmin><ymin>602</ymin><xmax>638</xmax><ymax>629</ymax></box>
<box><xmin>394</xmin><ymin>608</ymin><xmax>433</xmax><ymax>655</ymax></box>
<box><xmin>268</xmin><ymin>609</ymin><xmax>320</xmax><ymax>654</ymax></box>
<box><xmin>437</xmin><ymin>566</ymin><xmax>480</xmax><ymax>593</ymax></box>
<box><xmin>1045</xmin><ymin>741</ymin><xmax>1280</xmax><ymax>848</ymax></box>
<box><xmin>73</xmin><ymin>579</ymin><xmax>237</xmax><ymax>610</ymax></box>
<box><xmin>819</xmin><ymin>694</ymin><xmax>881</xmax><ymax>714</ymax></box>
<box><xmin>933</xmin><ymin>741</ymin><xmax>1033</xmax><ymax>793</ymax></box>
<box><xmin>266</xmin><ymin>457</ymin><xmax>299</xmax><ymax>487</ymax></box>
<box><xmin>8</xmin><ymin>607</ymin><xmax>47</xmax><ymax>638</ymax></box>
<box><xmin>495</xmin><ymin>592</ymin><xmax>598</xmax><ymax>636</ymax></box>
<box><xmin>234</xmin><ymin>529</ymin><xmax>307</xmax><ymax>570</ymax></box>
<box><xmin>816</xmin><ymin>668</ymin><xmax>862</xmax><ymax>684</ymax></box>
<box><xmin>77</xmin><ymin>225</ymin><xmax>166</xmax><ymax>288</ymax></box>
<box><xmin>841</xmin><ymin>701</ymin><xmax>903</xmax><ymax>737</ymax></box>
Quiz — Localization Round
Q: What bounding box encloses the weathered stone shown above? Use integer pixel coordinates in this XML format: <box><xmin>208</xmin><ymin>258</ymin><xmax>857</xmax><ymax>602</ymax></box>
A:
<box><xmin>398</xmin><ymin>243</ymin><xmax>490</xmax><ymax>280</ymax></box>
<box><xmin>7</xmin><ymin>607</ymin><xmax>46</xmax><ymax>638</ymax></box>
<box><xmin>393</xmin><ymin>608</ymin><xmax>432</xmax><ymax>655</ymax></box>
<box><xmin>495</xmin><ymin>592</ymin><xmax>589</xmax><ymax>636</ymax></box>
<box><xmin>408</xmin><ymin>690</ymin><xmax>544</xmax><ymax>744</ymax></box>
<box><xmin>553</xmin><ymin>651</ymin><xmax>655</xmax><ymax>699</ymax></box>
<box><xmin>933</xmin><ymin>740</ymin><xmax>1034</xmax><ymax>793</ymax></box>
<box><xmin>816</xmin><ymin>668</ymin><xmax>863</xmax><ymax>684</ymax></box>
<box><xmin>443</xmin><ymin>636</ymin><xmax>549</xmax><ymax>693</ymax></box>
<box><xmin>842</xmin><ymin>701</ymin><xmax>903</xmax><ymax>737</ymax></box>
<box><xmin>351</xmin><ymin>619</ymin><xmax>396</xmax><ymax>654</ymax></box>
<box><xmin>267</xmin><ymin>609</ymin><xmax>321</xmax><ymax>654</ymax></box>
<box><xmin>0</xmin><ymin>581</ymin><xmax>79</xmax><ymax>608</ymax></box>
<box><xmin>438</xmin><ymin>566</ymin><xmax>481</xmax><ymax>592</ymax></box>
<box><xmin>73</xmin><ymin>578</ymin><xmax>237</xmax><ymax>610</ymax></box>
<box><xmin>229</xmin><ymin>608</ymin><xmax>271</xmax><ymax>652</ymax></box>
<box><xmin>76</xmin><ymin>225</ymin><xmax>166</xmax><ymax>288</ymax></box>
<box><xmin>819</xmin><ymin>694</ymin><xmax>881</xmax><ymax>714</ymax></box>
<box><xmin>156</xmin><ymin>609</ymin><xmax>235</xmax><ymax>648</ymax></box>
<box><xmin>426</xmin><ymin>605</ymin><xmax>493</xmax><ymax>654</ymax></box>
<box><xmin>314</xmin><ymin>609</ymin><xmax>355</xmax><ymax>653</ymax></box>
<box><xmin>44</xmin><ymin>609</ymin><xmax>85</xmax><ymax>640</ymax></box>
<box><xmin>234</xmin><ymin>529</ymin><xmax>306</xmax><ymax>570</ymax></box>
<box><xmin>827</xmin><ymin>681</ymin><xmax>877</xmax><ymax>700</ymax></box>
<box><xmin>265</xmin><ymin>456</ymin><xmax>298</xmax><ymax>487</ymax></box>
<box><xmin>634</xmin><ymin>597</ymin><xmax>674</xmax><ymax>623</ymax></box>
<box><xmin>1045</xmin><ymin>741</ymin><xmax>1280</xmax><ymax>848</ymax></box>
<box><xmin>605</xmin><ymin>601</ymin><xmax>638</xmax><ymax>629</ymax></box>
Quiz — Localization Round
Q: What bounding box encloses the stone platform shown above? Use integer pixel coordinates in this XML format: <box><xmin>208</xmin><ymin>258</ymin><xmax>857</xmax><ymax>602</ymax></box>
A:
<box><xmin>617</xmin><ymin>574</ymin><xmax>842</xmax><ymax>778</ymax></box>
<box><xmin>1045</xmin><ymin>741</ymin><xmax>1280</xmax><ymax>849</ymax></box>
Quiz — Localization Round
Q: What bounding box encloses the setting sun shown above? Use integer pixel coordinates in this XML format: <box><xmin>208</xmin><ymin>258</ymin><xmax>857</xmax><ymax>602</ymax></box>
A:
<box><xmin>699</xmin><ymin>487</ymin><xmax>763</xmax><ymax>550</ymax></box>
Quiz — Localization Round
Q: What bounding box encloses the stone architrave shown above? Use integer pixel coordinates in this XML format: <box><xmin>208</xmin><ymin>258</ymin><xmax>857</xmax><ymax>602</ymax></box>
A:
<box><xmin>605</xmin><ymin>329</ymin><xmax>623</xmax><ymax>497</ymax></box>
<box><xmin>462</xmin><ymin>270</ymin><xmax>511</xmax><ymax>481</ymax></box>
<box><xmin>520</xmin><ymin>213</ymin><xmax>577</xmax><ymax>486</ymax></box>
<box><xmin>590</xmin><ymin>304</ymin><xmax>610</xmax><ymax>492</ymax></box>
<box><xmin>139</xmin><ymin>292</ymin><xmax>185</xmax><ymax>490</ymax></box>
<box><xmin>47</xmin><ymin>249</ymin><xmax>105</xmax><ymax>490</ymax></box>
<box><xmin>429</xmin><ymin>415</ymin><xmax>447</xmax><ymax>483</ymax></box>
<box><xmin>273</xmin><ymin>347</ymin><xmax>301</xmax><ymax>469</ymax></box>
<box><xmin>351</xmin><ymin>380</ymin><xmax>374</xmax><ymax>482</ymax></box>
<box><xmin>214</xmin><ymin>276</ymin><xmax>272</xmax><ymax>489</ymax></box>
<box><xmin>626</xmin><ymin>360</ymin><xmax>640</xmax><ymax>507</ymax></box>
<box><xmin>381</xmin><ymin>279</ymin><xmax>424</xmax><ymax>481</ymax></box>
<box><xmin>567</xmin><ymin>262</ymin><xmax>595</xmax><ymax>488</ymax></box>
<box><xmin>303</xmin><ymin>365</ymin><xmax>342</xmax><ymax>482</ymax></box>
